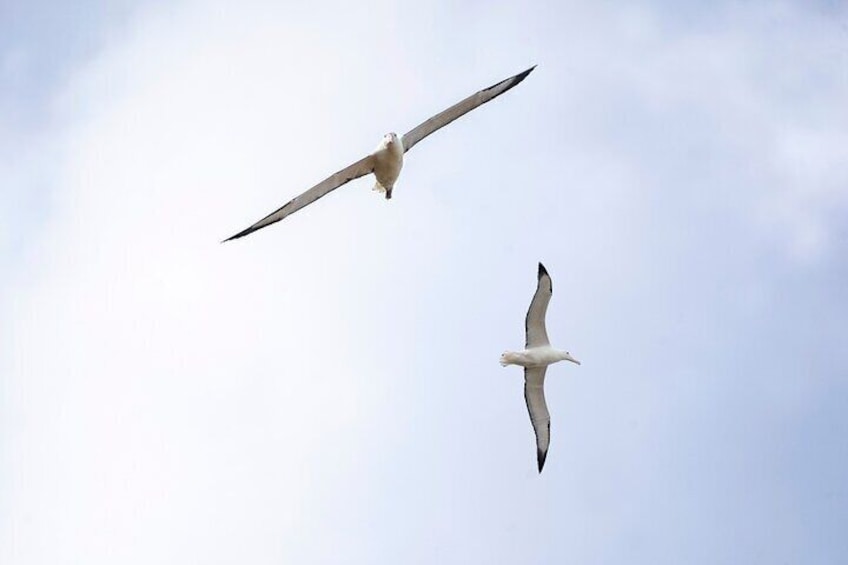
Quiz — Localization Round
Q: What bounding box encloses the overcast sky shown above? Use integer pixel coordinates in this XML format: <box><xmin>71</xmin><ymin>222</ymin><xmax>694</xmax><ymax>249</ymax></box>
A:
<box><xmin>2</xmin><ymin>0</ymin><xmax>847</xmax><ymax>563</ymax></box>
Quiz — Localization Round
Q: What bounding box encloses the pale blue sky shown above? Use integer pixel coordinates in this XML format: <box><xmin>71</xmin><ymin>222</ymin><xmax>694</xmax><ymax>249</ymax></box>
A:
<box><xmin>2</xmin><ymin>1</ymin><xmax>847</xmax><ymax>563</ymax></box>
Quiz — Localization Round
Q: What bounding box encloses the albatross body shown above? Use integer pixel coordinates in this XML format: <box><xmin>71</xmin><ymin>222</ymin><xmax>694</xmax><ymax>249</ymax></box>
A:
<box><xmin>371</xmin><ymin>133</ymin><xmax>404</xmax><ymax>199</ymax></box>
<box><xmin>500</xmin><ymin>263</ymin><xmax>581</xmax><ymax>473</ymax></box>
<box><xmin>224</xmin><ymin>65</ymin><xmax>535</xmax><ymax>241</ymax></box>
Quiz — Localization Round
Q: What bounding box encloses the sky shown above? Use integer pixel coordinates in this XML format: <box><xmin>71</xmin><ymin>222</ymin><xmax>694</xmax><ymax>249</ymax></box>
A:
<box><xmin>1</xmin><ymin>0</ymin><xmax>847</xmax><ymax>563</ymax></box>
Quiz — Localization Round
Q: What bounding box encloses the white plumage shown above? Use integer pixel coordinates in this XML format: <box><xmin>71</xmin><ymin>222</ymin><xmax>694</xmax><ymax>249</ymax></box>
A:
<box><xmin>500</xmin><ymin>263</ymin><xmax>581</xmax><ymax>473</ymax></box>
<box><xmin>224</xmin><ymin>66</ymin><xmax>535</xmax><ymax>241</ymax></box>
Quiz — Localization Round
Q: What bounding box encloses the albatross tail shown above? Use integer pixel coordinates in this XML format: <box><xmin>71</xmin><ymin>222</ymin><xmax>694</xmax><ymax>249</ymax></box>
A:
<box><xmin>372</xmin><ymin>181</ymin><xmax>393</xmax><ymax>199</ymax></box>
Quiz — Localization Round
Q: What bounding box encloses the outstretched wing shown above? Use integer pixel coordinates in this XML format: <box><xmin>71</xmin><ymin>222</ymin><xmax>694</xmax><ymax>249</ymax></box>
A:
<box><xmin>223</xmin><ymin>154</ymin><xmax>375</xmax><ymax>241</ymax></box>
<box><xmin>524</xmin><ymin>366</ymin><xmax>550</xmax><ymax>473</ymax></box>
<box><xmin>400</xmin><ymin>65</ymin><xmax>536</xmax><ymax>154</ymax></box>
<box><xmin>525</xmin><ymin>262</ymin><xmax>553</xmax><ymax>348</ymax></box>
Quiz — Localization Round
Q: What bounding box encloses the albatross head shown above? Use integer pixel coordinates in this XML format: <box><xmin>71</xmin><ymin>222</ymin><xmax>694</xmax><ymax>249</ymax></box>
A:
<box><xmin>560</xmin><ymin>351</ymin><xmax>581</xmax><ymax>365</ymax></box>
<box><xmin>382</xmin><ymin>132</ymin><xmax>399</xmax><ymax>146</ymax></box>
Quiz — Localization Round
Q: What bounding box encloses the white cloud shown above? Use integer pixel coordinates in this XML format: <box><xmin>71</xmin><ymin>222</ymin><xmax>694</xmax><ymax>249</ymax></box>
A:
<box><xmin>2</xmin><ymin>1</ymin><xmax>451</xmax><ymax>562</ymax></box>
<box><xmin>545</xmin><ymin>1</ymin><xmax>848</xmax><ymax>262</ymax></box>
<box><xmin>3</xmin><ymin>1</ymin><xmax>848</xmax><ymax>564</ymax></box>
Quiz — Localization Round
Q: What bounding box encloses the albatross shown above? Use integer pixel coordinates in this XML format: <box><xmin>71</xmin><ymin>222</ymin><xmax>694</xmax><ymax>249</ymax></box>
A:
<box><xmin>223</xmin><ymin>65</ymin><xmax>535</xmax><ymax>241</ymax></box>
<box><xmin>500</xmin><ymin>262</ymin><xmax>581</xmax><ymax>473</ymax></box>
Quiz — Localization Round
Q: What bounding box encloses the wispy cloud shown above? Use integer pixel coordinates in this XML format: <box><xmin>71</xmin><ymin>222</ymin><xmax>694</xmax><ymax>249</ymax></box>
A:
<box><xmin>2</xmin><ymin>1</ymin><xmax>847</xmax><ymax>563</ymax></box>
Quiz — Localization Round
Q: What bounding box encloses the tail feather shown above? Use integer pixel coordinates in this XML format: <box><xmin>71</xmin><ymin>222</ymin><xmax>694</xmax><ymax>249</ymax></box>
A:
<box><xmin>373</xmin><ymin>181</ymin><xmax>393</xmax><ymax>199</ymax></box>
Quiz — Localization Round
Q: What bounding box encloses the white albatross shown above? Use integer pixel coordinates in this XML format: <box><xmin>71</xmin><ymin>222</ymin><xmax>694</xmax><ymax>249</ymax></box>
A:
<box><xmin>223</xmin><ymin>65</ymin><xmax>535</xmax><ymax>241</ymax></box>
<box><xmin>500</xmin><ymin>262</ymin><xmax>581</xmax><ymax>473</ymax></box>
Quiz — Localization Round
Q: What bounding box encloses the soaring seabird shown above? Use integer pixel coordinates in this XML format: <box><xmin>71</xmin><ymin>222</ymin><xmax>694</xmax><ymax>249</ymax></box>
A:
<box><xmin>500</xmin><ymin>263</ymin><xmax>581</xmax><ymax>473</ymax></box>
<box><xmin>224</xmin><ymin>65</ymin><xmax>535</xmax><ymax>241</ymax></box>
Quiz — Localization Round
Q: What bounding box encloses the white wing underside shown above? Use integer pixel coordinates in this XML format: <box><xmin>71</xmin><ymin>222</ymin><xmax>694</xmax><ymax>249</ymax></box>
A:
<box><xmin>524</xmin><ymin>366</ymin><xmax>550</xmax><ymax>472</ymax></box>
<box><xmin>401</xmin><ymin>66</ymin><xmax>536</xmax><ymax>154</ymax></box>
<box><xmin>525</xmin><ymin>264</ymin><xmax>552</xmax><ymax>347</ymax></box>
<box><xmin>223</xmin><ymin>154</ymin><xmax>375</xmax><ymax>241</ymax></box>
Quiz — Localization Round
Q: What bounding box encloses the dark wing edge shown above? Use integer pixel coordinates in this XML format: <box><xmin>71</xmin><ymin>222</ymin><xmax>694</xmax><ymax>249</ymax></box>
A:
<box><xmin>401</xmin><ymin>65</ymin><xmax>536</xmax><ymax>154</ymax></box>
<box><xmin>222</xmin><ymin>154</ymin><xmax>375</xmax><ymax>242</ymax></box>
<box><xmin>524</xmin><ymin>262</ymin><xmax>553</xmax><ymax>348</ymax></box>
<box><xmin>537</xmin><ymin>443</ymin><xmax>548</xmax><ymax>473</ymax></box>
<box><xmin>524</xmin><ymin>366</ymin><xmax>550</xmax><ymax>473</ymax></box>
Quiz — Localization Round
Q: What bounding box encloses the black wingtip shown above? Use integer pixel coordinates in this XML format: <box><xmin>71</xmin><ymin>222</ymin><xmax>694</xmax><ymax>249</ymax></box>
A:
<box><xmin>507</xmin><ymin>66</ymin><xmax>536</xmax><ymax>90</ymax></box>
<box><xmin>538</xmin><ymin>262</ymin><xmax>548</xmax><ymax>279</ymax></box>
<box><xmin>482</xmin><ymin>65</ymin><xmax>537</xmax><ymax>95</ymax></box>
<box><xmin>516</xmin><ymin>65</ymin><xmax>537</xmax><ymax>83</ymax></box>
<box><xmin>222</xmin><ymin>227</ymin><xmax>253</xmax><ymax>243</ymax></box>
<box><xmin>537</xmin><ymin>448</ymin><xmax>547</xmax><ymax>473</ymax></box>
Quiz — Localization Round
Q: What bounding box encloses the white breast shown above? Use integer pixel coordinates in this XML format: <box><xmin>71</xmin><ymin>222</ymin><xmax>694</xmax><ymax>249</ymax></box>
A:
<box><xmin>373</xmin><ymin>140</ymin><xmax>404</xmax><ymax>188</ymax></box>
<box><xmin>524</xmin><ymin>346</ymin><xmax>562</xmax><ymax>367</ymax></box>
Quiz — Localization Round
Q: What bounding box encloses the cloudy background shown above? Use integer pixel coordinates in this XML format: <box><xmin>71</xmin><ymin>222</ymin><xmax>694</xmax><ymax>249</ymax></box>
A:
<box><xmin>2</xmin><ymin>0</ymin><xmax>847</xmax><ymax>562</ymax></box>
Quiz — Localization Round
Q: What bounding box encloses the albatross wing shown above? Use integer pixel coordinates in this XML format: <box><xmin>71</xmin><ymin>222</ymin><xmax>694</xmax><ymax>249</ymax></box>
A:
<box><xmin>400</xmin><ymin>65</ymin><xmax>536</xmax><ymax>154</ymax></box>
<box><xmin>223</xmin><ymin>154</ymin><xmax>375</xmax><ymax>241</ymax></box>
<box><xmin>524</xmin><ymin>366</ymin><xmax>550</xmax><ymax>473</ymax></box>
<box><xmin>525</xmin><ymin>262</ymin><xmax>552</xmax><ymax>348</ymax></box>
